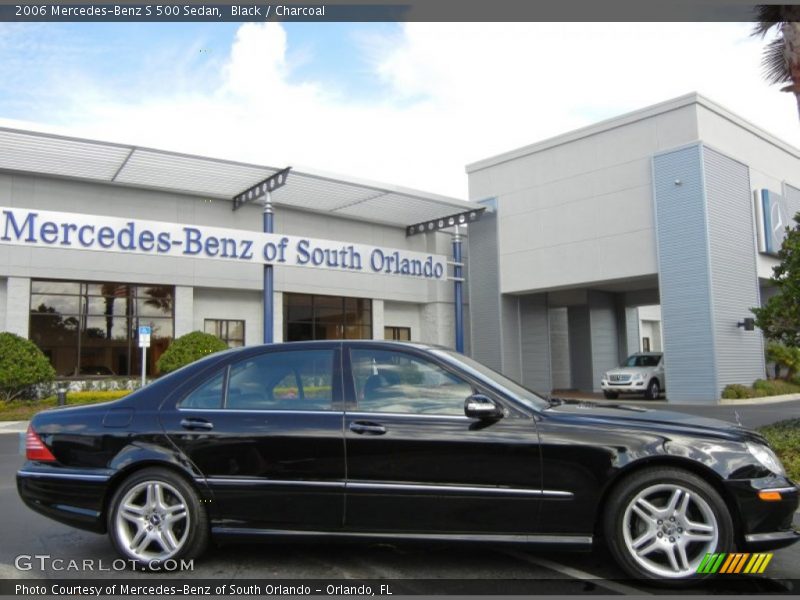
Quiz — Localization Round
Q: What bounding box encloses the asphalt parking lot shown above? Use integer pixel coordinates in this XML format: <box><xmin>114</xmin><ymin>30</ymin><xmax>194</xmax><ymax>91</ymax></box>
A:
<box><xmin>1</xmin><ymin>403</ymin><xmax>798</xmax><ymax>595</ymax></box>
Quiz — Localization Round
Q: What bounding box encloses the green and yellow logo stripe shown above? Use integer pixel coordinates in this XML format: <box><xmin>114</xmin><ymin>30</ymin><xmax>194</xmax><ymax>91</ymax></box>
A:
<box><xmin>696</xmin><ymin>553</ymin><xmax>773</xmax><ymax>574</ymax></box>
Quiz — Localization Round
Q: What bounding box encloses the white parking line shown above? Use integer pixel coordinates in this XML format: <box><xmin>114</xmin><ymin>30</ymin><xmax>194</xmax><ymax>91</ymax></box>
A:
<box><xmin>0</xmin><ymin>421</ymin><xmax>28</xmax><ymax>434</ymax></box>
<box><xmin>502</xmin><ymin>549</ymin><xmax>651</xmax><ymax>596</ymax></box>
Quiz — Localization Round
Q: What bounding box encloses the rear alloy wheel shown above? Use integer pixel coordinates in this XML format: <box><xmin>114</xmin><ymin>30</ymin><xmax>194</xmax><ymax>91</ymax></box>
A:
<box><xmin>645</xmin><ymin>379</ymin><xmax>660</xmax><ymax>400</ymax></box>
<box><xmin>604</xmin><ymin>467</ymin><xmax>733</xmax><ymax>584</ymax></box>
<box><xmin>108</xmin><ymin>468</ymin><xmax>208</xmax><ymax>569</ymax></box>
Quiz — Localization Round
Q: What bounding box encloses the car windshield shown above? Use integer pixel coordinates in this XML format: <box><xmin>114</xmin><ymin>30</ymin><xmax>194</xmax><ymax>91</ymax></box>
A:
<box><xmin>623</xmin><ymin>354</ymin><xmax>661</xmax><ymax>367</ymax></box>
<box><xmin>433</xmin><ymin>349</ymin><xmax>549</xmax><ymax>410</ymax></box>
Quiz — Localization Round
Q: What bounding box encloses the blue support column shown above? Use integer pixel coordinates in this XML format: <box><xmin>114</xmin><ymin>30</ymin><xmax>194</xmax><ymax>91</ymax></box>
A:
<box><xmin>263</xmin><ymin>193</ymin><xmax>274</xmax><ymax>344</ymax></box>
<box><xmin>453</xmin><ymin>226</ymin><xmax>464</xmax><ymax>353</ymax></box>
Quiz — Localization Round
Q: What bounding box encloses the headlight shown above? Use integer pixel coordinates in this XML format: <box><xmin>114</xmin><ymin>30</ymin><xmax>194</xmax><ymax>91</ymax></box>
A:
<box><xmin>746</xmin><ymin>442</ymin><xmax>786</xmax><ymax>477</ymax></box>
<box><xmin>632</xmin><ymin>373</ymin><xmax>643</xmax><ymax>382</ymax></box>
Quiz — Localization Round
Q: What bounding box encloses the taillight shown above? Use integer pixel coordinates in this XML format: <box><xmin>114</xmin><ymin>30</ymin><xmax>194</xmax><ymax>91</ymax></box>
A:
<box><xmin>26</xmin><ymin>425</ymin><xmax>56</xmax><ymax>462</ymax></box>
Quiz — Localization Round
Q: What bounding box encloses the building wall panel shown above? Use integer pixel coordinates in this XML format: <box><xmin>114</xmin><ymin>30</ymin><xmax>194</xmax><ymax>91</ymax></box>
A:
<box><xmin>519</xmin><ymin>294</ymin><xmax>552</xmax><ymax>393</ymax></box>
<box><xmin>703</xmin><ymin>147</ymin><xmax>765</xmax><ymax>388</ymax></box>
<box><xmin>653</xmin><ymin>144</ymin><xmax>718</xmax><ymax>401</ymax></box>
<box><xmin>466</xmin><ymin>210</ymin><xmax>503</xmax><ymax>371</ymax></box>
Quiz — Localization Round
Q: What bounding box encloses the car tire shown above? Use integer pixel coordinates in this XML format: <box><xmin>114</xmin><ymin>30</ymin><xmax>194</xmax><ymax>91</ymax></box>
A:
<box><xmin>603</xmin><ymin>391</ymin><xmax>619</xmax><ymax>399</ymax></box>
<box><xmin>107</xmin><ymin>467</ymin><xmax>209</xmax><ymax>569</ymax></box>
<box><xmin>645</xmin><ymin>379</ymin><xmax>660</xmax><ymax>400</ymax></box>
<box><xmin>604</xmin><ymin>467</ymin><xmax>733</xmax><ymax>585</ymax></box>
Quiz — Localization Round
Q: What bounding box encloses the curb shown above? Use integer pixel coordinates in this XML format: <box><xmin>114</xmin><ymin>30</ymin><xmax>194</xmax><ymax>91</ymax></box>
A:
<box><xmin>719</xmin><ymin>393</ymin><xmax>800</xmax><ymax>406</ymax></box>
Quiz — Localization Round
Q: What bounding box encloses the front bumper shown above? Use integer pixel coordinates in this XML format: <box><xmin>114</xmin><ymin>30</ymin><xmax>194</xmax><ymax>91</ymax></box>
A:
<box><xmin>726</xmin><ymin>481</ymin><xmax>800</xmax><ymax>551</ymax></box>
<box><xmin>601</xmin><ymin>380</ymin><xmax>647</xmax><ymax>392</ymax></box>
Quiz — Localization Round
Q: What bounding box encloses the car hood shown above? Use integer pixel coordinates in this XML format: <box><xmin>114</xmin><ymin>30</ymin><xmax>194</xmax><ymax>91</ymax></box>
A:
<box><xmin>606</xmin><ymin>367</ymin><xmax>655</xmax><ymax>375</ymax></box>
<box><xmin>545</xmin><ymin>400</ymin><xmax>761</xmax><ymax>442</ymax></box>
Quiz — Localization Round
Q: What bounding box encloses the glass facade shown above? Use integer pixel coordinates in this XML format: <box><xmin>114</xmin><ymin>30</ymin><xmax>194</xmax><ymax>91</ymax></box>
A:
<box><xmin>29</xmin><ymin>280</ymin><xmax>174</xmax><ymax>377</ymax></box>
<box><xmin>283</xmin><ymin>293</ymin><xmax>372</xmax><ymax>341</ymax></box>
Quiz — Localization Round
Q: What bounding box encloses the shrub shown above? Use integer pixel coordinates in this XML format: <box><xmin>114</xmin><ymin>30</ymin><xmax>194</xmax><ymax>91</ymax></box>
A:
<box><xmin>156</xmin><ymin>331</ymin><xmax>228</xmax><ymax>374</ymax></box>
<box><xmin>765</xmin><ymin>342</ymin><xmax>800</xmax><ymax>380</ymax></box>
<box><xmin>41</xmin><ymin>390</ymin><xmax>133</xmax><ymax>405</ymax></box>
<box><xmin>721</xmin><ymin>383</ymin><xmax>755</xmax><ymax>399</ymax></box>
<box><xmin>753</xmin><ymin>378</ymin><xmax>800</xmax><ymax>396</ymax></box>
<box><xmin>757</xmin><ymin>419</ymin><xmax>800</xmax><ymax>482</ymax></box>
<box><xmin>0</xmin><ymin>332</ymin><xmax>56</xmax><ymax>402</ymax></box>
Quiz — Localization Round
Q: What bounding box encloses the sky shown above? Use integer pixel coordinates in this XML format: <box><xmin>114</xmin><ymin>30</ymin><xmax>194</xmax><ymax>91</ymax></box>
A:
<box><xmin>0</xmin><ymin>21</ymin><xmax>798</xmax><ymax>199</ymax></box>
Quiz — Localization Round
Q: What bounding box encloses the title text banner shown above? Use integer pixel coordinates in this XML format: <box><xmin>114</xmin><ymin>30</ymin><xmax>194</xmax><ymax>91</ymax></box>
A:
<box><xmin>0</xmin><ymin>207</ymin><xmax>447</xmax><ymax>281</ymax></box>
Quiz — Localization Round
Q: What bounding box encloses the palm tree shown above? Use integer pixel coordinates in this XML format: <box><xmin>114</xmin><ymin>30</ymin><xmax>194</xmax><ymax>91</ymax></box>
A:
<box><xmin>753</xmin><ymin>5</ymin><xmax>800</xmax><ymax>118</ymax></box>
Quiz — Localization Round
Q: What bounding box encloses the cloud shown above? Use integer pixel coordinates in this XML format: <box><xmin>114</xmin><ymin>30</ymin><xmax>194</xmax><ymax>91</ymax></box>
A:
<box><xmin>0</xmin><ymin>22</ymin><xmax>798</xmax><ymax>199</ymax></box>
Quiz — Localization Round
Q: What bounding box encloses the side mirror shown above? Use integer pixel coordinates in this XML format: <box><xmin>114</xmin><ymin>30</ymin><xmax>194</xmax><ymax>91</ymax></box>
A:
<box><xmin>464</xmin><ymin>394</ymin><xmax>504</xmax><ymax>420</ymax></box>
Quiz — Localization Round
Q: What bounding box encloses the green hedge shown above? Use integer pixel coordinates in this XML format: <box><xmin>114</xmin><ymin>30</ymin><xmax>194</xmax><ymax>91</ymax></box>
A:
<box><xmin>157</xmin><ymin>331</ymin><xmax>229</xmax><ymax>374</ymax></box>
<box><xmin>722</xmin><ymin>379</ymin><xmax>800</xmax><ymax>400</ymax></box>
<box><xmin>757</xmin><ymin>419</ymin><xmax>800</xmax><ymax>482</ymax></box>
<box><xmin>0</xmin><ymin>390</ymin><xmax>132</xmax><ymax>421</ymax></box>
<box><xmin>0</xmin><ymin>332</ymin><xmax>56</xmax><ymax>402</ymax></box>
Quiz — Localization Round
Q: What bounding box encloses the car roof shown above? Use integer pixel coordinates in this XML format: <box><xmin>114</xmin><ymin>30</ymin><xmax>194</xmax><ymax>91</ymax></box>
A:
<box><xmin>223</xmin><ymin>340</ymin><xmax>446</xmax><ymax>353</ymax></box>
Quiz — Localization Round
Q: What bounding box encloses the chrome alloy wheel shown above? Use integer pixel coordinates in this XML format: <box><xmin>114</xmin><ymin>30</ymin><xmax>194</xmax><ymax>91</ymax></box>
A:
<box><xmin>622</xmin><ymin>483</ymin><xmax>718</xmax><ymax>578</ymax></box>
<box><xmin>114</xmin><ymin>480</ymin><xmax>190</xmax><ymax>562</ymax></box>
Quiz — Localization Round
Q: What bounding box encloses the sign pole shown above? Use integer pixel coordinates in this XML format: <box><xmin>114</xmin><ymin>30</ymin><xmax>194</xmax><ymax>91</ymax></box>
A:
<box><xmin>141</xmin><ymin>345</ymin><xmax>146</xmax><ymax>387</ymax></box>
<box><xmin>263</xmin><ymin>192</ymin><xmax>274</xmax><ymax>344</ymax></box>
<box><xmin>232</xmin><ymin>168</ymin><xmax>291</xmax><ymax>345</ymax></box>
<box><xmin>138</xmin><ymin>325</ymin><xmax>151</xmax><ymax>387</ymax></box>
<box><xmin>453</xmin><ymin>225</ymin><xmax>464</xmax><ymax>353</ymax></box>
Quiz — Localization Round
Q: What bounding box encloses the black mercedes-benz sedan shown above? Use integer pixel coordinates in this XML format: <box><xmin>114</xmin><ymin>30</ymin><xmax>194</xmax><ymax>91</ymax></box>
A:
<box><xmin>17</xmin><ymin>341</ymin><xmax>799</xmax><ymax>583</ymax></box>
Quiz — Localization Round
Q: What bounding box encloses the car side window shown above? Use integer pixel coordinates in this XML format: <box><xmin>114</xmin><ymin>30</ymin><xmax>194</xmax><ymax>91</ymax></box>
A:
<box><xmin>226</xmin><ymin>349</ymin><xmax>335</xmax><ymax>411</ymax></box>
<box><xmin>179</xmin><ymin>369</ymin><xmax>226</xmax><ymax>409</ymax></box>
<box><xmin>350</xmin><ymin>348</ymin><xmax>473</xmax><ymax>415</ymax></box>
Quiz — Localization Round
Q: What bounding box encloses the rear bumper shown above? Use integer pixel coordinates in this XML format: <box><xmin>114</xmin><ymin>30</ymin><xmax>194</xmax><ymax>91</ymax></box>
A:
<box><xmin>16</xmin><ymin>467</ymin><xmax>111</xmax><ymax>534</ymax></box>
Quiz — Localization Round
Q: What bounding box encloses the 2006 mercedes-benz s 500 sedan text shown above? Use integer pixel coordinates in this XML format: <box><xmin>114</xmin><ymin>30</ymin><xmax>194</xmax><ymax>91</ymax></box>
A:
<box><xmin>17</xmin><ymin>341</ymin><xmax>799</xmax><ymax>583</ymax></box>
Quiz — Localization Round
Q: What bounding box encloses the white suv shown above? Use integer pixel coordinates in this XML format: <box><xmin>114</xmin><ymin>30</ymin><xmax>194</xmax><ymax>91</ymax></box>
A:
<box><xmin>600</xmin><ymin>352</ymin><xmax>665</xmax><ymax>400</ymax></box>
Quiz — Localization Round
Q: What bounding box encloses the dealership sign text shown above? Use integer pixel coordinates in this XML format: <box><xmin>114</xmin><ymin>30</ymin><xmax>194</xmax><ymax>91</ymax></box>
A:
<box><xmin>0</xmin><ymin>208</ymin><xmax>446</xmax><ymax>281</ymax></box>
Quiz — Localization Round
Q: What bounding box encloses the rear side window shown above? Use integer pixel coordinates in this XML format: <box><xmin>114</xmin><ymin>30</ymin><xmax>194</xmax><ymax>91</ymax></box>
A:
<box><xmin>180</xmin><ymin>369</ymin><xmax>226</xmax><ymax>409</ymax></box>
<box><xmin>226</xmin><ymin>349</ymin><xmax>335</xmax><ymax>411</ymax></box>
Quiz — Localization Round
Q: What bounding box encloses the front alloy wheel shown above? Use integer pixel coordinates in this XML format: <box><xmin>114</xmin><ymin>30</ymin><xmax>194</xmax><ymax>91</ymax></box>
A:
<box><xmin>605</xmin><ymin>467</ymin><xmax>733</xmax><ymax>583</ymax></box>
<box><xmin>645</xmin><ymin>380</ymin><xmax>660</xmax><ymax>400</ymax></box>
<box><xmin>108</xmin><ymin>468</ymin><xmax>208</xmax><ymax>568</ymax></box>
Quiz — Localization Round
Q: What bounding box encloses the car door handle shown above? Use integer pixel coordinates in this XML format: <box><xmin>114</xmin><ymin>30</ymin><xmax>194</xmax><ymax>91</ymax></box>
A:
<box><xmin>180</xmin><ymin>418</ymin><xmax>214</xmax><ymax>431</ymax></box>
<box><xmin>349</xmin><ymin>421</ymin><xmax>386</xmax><ymax>435</ymax></box>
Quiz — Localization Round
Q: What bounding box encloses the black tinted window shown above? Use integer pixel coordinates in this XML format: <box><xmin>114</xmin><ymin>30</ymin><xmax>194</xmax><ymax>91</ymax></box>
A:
<box><xmin>350</xmin><ymin>349</ymin><xmax>472</xmax><ymax>415</ymax></box>
<box><xmin>226</xmin><ymin>350</ymin><xmax>335</xmax><ymax>411</ymax></box>
<box><xmin>180</xmin><ymin>369</ymin><xmax>225</xmax><ymax>409</ymax></box>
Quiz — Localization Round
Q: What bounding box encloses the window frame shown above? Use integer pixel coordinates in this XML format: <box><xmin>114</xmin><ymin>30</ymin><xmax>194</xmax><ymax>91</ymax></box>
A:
<box><xmin>204</xmin><ymin>318</ymin><xmax>245</xmax><ymax>348</ymax></box>
<box><xmin>284</xmin><ymin>293</ymin><xmax>372</xmax><ymax>342</ymax></box>
<box><xmin>384</xmin><ymin>326</ymin><xmax>411</xmax><ymax>341</ymax></box>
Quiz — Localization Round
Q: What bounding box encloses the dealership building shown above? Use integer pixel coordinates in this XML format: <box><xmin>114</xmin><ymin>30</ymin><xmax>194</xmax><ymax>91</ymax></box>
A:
<box><xmin>466</xmin><ymin>93</ymin><xmax>800</xmax><ymax>403</ymax></box>
<box><xmin>1</xmin><ymin>93</ymin><xmax>799</xmax><ymax>403</ymax></box>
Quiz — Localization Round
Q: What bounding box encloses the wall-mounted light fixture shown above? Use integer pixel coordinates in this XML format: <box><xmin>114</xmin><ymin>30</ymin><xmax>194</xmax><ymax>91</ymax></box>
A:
<box><xmin>737</xmin><ymin>318</ymin><xmax>755</xmax><ymax>331</ymax></box>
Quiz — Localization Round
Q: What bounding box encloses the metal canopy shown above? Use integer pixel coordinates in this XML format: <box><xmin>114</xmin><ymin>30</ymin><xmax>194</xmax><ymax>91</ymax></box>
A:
<box><xmin>0</xmin><ymin>126</ymin><xmax>478</xmax><ymax>228</ymax></box>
